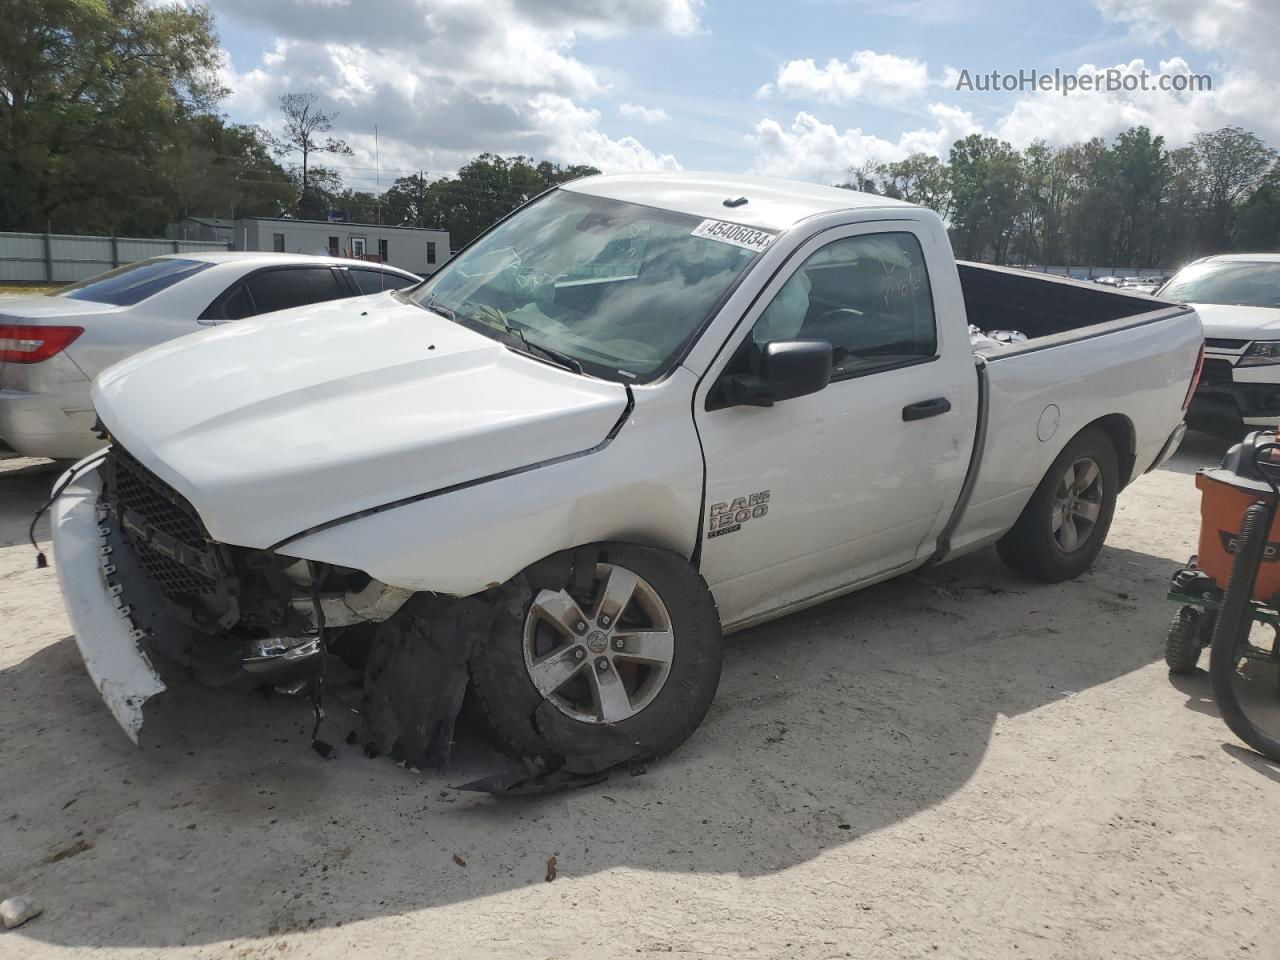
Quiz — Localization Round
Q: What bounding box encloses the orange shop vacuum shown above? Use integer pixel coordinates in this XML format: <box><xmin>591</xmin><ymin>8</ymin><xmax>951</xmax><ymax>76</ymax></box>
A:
<box><xmin>1167</xmin><ymin>429</ymin><xmax>1280</xmax><ymax>760</ymax></box>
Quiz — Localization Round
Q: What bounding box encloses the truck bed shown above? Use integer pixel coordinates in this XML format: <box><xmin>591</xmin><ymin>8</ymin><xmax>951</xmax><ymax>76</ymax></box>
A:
<box><xmin>958</xmin><ymin>262</ymin><xmax>1167</xmax><ymax>344</ymax></box>
<box><xmin>942</xmin><ymin>264</ymin><xmax>1202</xmax><ymax>562</ymax></box>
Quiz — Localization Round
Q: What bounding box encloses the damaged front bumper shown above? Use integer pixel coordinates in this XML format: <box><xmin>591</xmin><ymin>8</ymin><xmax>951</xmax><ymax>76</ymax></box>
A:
<box><xmin>51</xmin><ymin>457</ymin><xmax>166</xmax><ymax>742</ymax></box>
<box><xmin>51</xmin><ymin>451</ymin><xmax>418</xmax><ymax>744</ymax></box>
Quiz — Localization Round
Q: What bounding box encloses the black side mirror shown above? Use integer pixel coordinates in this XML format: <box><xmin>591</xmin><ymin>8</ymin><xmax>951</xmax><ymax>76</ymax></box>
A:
<box><xmin>722</xmin><ymin>339</ymin><xmax>833</xmax><ymax>408</ymax></box>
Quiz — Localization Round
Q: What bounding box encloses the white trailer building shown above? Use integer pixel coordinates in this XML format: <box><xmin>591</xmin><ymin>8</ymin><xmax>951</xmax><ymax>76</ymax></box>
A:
<box><xmin>169</xmin><ymin>217</ymin><xmax>450</xmax><ymax>276</ymax></box>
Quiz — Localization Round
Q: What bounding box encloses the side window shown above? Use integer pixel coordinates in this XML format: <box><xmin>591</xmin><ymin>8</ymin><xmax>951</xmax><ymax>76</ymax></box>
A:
<box><xmin>350</xmin><ymin>268</ymin><xmax>417</xmax><ymax>294</ymax></box>
<box><xmin>199</xmin><ymin>281</ymin><xmax>257</xmax><ymax>321</ymax></box>
<box><xmin>244</xmin><ymin>268</ymin><xmax>346</xmax><ymax>315</ymax></box>
<box><xmin>749</xmin><ymin>232</ymin><xmax>937</xmax><ymax>379</ymax></box>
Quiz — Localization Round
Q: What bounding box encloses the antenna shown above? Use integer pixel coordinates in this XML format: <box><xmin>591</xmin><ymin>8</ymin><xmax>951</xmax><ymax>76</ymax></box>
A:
<box><xmin>374</xmin><ymin>124</ymin><xmax>382</xmax><ymax>226</ymax></box>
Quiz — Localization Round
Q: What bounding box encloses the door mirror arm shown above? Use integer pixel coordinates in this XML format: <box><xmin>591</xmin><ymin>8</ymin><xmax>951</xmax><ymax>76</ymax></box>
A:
<box><xmin>722</xmin><ymin>373</ymin><xmax>777</xmax><ymax>407</ymax></box>
<box><xmin>716</xmin><ymin>339</ymin><xmax>833</xmax><ymax>409</ymax></box>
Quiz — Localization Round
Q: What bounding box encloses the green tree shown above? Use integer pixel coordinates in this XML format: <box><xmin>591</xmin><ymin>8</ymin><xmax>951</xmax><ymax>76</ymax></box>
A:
<box><xmin>947</xmin><ymin>134</ymin><xmax>1025</xmax><ymax>263</ymax></box>
<box><xmin>873</xmin><ymin>154</ymin><xmax>951</xmax><ymax>217</ymax></box>
<box><xmin>0</xmin><ymin>0</ymin><xmax>224</xmax><ymax>232</ymax></box>
<box><xmin>1110</xmin><ymin>127</ymin><xmax>1169</xmax><ymax>266</ymax></box>
<box><xmin>1193</xmin><ymin>126</ymin><xmax>1276</xmax><ymax>252</ymax></box>
<box><xmin>1235</xmin><ymin>164</ymin><xmax>1280</xmax><ymax>250</ymax></box>
<box><xmin>162</xmin><ymin>117</ymin><xmax>294</xmax><ymax>222</ymax></box>
<box><xmin>383</xmin><ymin>173</ymin><xmax>434</xmax><ymax>226</ymax></box>
<box><xmin>424</xmin><ymin>154</ymin><xmax>600</xmax><ymax>247</ymax></box>
<box><xmin>1153</xmin><ymin>146</ymin><xmax>1206</xmax><ymax>266</ymax></box>
<box><xmin>331</xmin><ymin>189</ymin><xmax>381</xmax><ymax>224</ymax></box>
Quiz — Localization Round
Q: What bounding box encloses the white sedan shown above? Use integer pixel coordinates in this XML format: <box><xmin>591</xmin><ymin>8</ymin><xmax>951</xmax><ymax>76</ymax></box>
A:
<box><xmin>0</xmin><ymin>252</ymin><xmax>421</xmax><ymax>460</ymax></box>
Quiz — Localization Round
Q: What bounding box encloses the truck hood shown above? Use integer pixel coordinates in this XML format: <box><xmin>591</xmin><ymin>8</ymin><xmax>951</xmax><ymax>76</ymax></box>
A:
<box><xmin>1190</xmin><ymin>302</ymin><xmax>1280</xmax><ymax>341</ymax></box>
<box><xmin>93</xmin><ymin>294</ymin><xmax>630</xmax><ymax>550</ymax></box>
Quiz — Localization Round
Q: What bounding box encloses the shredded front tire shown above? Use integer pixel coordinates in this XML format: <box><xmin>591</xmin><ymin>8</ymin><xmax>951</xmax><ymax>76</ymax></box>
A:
<box><xmin>467</xmin><ymin>542</ymin><xmax>723</xmax><ymax>763</ymax></box>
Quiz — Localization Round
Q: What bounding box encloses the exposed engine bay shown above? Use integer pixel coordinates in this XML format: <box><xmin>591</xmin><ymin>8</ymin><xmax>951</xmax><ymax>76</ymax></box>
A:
<box><xmin>101</xmin><ymin>443</ymin><xmax>411</xmax><ymax>685</ymax></box>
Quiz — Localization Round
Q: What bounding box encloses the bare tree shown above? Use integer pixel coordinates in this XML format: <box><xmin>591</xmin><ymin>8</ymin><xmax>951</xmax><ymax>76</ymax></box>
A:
<box><xmin>274</xmin><ymin>93</ymin><xmax>353</xmax><ymax>218</ymax></box>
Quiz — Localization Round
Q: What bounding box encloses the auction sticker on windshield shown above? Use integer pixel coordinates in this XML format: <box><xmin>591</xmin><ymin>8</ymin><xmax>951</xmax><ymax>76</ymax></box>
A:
<box><xmin>691</xmin><ymin>219</ymin><xmax>777</xmax><ymax>253</ymax></box>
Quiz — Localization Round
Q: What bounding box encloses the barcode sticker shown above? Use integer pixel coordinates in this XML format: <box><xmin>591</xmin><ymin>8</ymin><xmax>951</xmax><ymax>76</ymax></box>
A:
<box><xmin>690</xmin><ymin>219</ymin><xmax>776</xmax><ymax>253</ymax></box>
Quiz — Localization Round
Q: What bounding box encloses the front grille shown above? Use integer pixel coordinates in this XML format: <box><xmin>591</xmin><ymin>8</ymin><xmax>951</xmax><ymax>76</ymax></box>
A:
<box><xmin>106</xmin><ymin>446</ymin><xmax>222</xmax><ymax>601</ymax></box>
<box><xmin>1206</xmin><ymin>338</ymin><xmax>1249</xmax><ymax>350</ymax></box>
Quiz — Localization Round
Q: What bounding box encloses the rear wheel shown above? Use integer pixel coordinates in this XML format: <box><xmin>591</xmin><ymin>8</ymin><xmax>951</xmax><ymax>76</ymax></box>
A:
<box><xmin>468</xmin><ymin>543</ymin><xmax>722</xmax><ymax>761</ymax></box>
<box><xmin>997</xmin><ymin>427</ymin><xmax>1120</xmax><ymax>582</ymax></box>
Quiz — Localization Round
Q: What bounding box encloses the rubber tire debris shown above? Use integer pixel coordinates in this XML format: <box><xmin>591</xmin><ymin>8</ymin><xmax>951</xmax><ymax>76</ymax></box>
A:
<box><xmin>362</xmin><ymin>593</ymin><xmax>498</xmax><ymax>769</ymax></box>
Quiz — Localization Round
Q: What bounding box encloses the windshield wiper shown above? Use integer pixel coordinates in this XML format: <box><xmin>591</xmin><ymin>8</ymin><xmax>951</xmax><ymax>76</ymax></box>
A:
<box><xmin>422</xmin><ymin>293</ymin><xmax>456</xmax><ymax>321</ymax></box>
<box><xmin>504</xmin><ymin>324</ymin><xmax>584</xmax><ymax>375</ymax></box>
<box><xmin>459</xmin><ymin>302</ymin><xmax>583</xmax><ymax>375</ymax></box>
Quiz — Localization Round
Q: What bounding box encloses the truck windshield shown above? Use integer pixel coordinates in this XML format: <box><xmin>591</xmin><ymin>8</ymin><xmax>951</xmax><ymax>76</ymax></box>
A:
<box><xmin>407</xmin><ymin>190</ymin><xmax>766</xmax><ymax>381</ymax></box>
<box><xmin>1160</xmin><ymin>261</ymin><xmax>1280</xmax><ymax>308</ymax></box>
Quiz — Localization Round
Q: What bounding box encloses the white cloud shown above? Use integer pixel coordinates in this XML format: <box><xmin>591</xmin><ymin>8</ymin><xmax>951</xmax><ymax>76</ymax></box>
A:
<box><xmin>749</xmin><ymin>104</ymin><xmax>979</xmax><ymax>183</ymax></box>
<box><xmin>1091</xmin><ymin>0</ymin><xmax>1280</xmax><ymax>62</ymax></box>
<box><xmin>959</xmin><ymin>1</ymin><xmax>1277</xmax><ymax>150</ymax></box>
<box><xmin>991</xmin><ymin>58</ymin><xmax>1273</xmax><ymax>149</ymax></box>
<box><xmin>747</xmin><ymin>0</ymin><xmax>1280</xmax><ymax>182</ymax></box>
<box><xmin>532</xmin><ymin>95</ymin><xmax>680</xmax><ymax>171</ymax></box>
<box><xmin>209</xmin><ymin>0</ymin><xmax>699</xmax><ymax>180</ymax></box>
<box><xmin>618</xmin><ymin>102</ymin><xmax>670</xmax><ymax>124</ymax></box>
<box><xmin>900</xmin><ymin>102</ymin><xmax>982</xmax><ymax>155</ymax></box>
<box><xmin>760</xmin><ymin>50</ymin><xmax>930</xmax><ymax>105</ymax></box>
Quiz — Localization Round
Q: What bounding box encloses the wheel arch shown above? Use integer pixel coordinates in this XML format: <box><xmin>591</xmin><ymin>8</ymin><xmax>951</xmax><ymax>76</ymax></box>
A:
<box><xmin>514</xmin><ymin>535</ymin><xmax>699</xmax><ymax>598</ymax></box>
<box><xmin>1082</xmin><ymin>413</ymin><xmax>1137</xmax><ymax>488</ymax></box>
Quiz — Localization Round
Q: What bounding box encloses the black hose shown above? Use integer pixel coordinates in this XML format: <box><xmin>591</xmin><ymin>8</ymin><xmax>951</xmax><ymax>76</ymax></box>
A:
<box><xmin>27</xmin><ymin>453</ymin><xmax>108</xmax><ymax>569</ymax></box>
<box><xmin>1208</xmin><ymin>499</ymin><xmax>1280</xmax><ymax>761</ymax></box>
<box><xmin>307</xmin><ymin>560</ymin><xmax>339</xmax><ymax>758</ymax></box>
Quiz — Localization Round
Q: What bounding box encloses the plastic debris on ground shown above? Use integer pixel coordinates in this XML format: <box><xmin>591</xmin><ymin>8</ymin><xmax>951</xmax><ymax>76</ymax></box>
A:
<box><xmin>1</xmin><ymin>896</ymin><xmax>43</xmax><ymax>929</ymax></box>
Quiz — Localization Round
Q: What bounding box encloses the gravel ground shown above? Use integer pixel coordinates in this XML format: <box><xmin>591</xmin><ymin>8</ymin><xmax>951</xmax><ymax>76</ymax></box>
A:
<box><xmin>2</xmin><ymin>431</ymin><xmax>1278</xmax><ymax>960</ymax></box>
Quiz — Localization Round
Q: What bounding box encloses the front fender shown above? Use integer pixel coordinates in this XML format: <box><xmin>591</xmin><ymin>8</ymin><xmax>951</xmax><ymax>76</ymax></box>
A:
<box><xmin>277</xmin><ymin>373</ymin><xmax>705</xmax><ymax>597</ymax></box>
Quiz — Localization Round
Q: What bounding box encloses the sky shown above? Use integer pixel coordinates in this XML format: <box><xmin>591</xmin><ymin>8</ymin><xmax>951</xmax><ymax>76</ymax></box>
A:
<box><xmin>207</xmin><ymin>0</ymin><xmax>1280</xmax><ymax>192</ymax></box>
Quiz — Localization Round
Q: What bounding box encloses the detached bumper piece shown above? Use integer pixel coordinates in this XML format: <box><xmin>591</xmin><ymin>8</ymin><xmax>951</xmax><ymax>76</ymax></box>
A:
<box><xmin>51</xmin><ymin>460</ymin><xmax>166</xmax><ymax>742</ymax></box>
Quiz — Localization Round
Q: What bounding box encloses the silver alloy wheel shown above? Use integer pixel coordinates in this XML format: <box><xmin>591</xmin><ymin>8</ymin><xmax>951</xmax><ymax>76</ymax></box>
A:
<box><xmin>522</xmin><ymin>562</ymin><xmax>675</xmax><ymax>723</ymax></box>
<box><xmin>1051</xmin><ymin>456</ymin><xmax>1104</xmax><ymax>553</ymax></box>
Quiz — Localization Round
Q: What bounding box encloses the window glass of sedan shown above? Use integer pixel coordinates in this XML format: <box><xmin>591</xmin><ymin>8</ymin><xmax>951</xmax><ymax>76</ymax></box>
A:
<box><xmin>350</xmin><ymin>268</ymin><xmax>417</xmax><ymax>294</ymax></box>
<box><xmin>201</xmin><ymin>282</ymin><xmax>256</xmax><ymax>321</ymax></box>
<box><xmin>244</xmin><ymin>267</ymin><xmax>345</xmax><ymax>314</ymax></box>
<box><xmin>55</xmin><ymin>258</ymin><xmax>213</xmax><ymax>306</ymax></box>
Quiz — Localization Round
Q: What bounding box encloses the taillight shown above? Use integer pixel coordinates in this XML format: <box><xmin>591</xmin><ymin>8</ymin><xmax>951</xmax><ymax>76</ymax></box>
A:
<box><xmin>0</xmin><ymin>324</ymin><xmax>84</xmax><ymax>364</ymax></box>
<box><xmin>1183</xmin><ymin>341</ymin><xmax>1205</xmax><ymax>411</ymax></box>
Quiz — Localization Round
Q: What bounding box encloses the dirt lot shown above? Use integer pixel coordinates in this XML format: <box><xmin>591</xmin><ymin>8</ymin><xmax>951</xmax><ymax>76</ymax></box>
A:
<box><xmin>3</xmin><ymin>432</ymin><xmax>1278</xmax><ymax>960</ymax></box>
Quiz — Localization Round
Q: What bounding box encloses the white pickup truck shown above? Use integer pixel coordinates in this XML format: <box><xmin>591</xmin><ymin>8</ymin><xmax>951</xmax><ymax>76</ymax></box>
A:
<box><xmin>51</xmin><ymin>173</ymin><xmax>1201</xmax><ymax>769</ymax></box>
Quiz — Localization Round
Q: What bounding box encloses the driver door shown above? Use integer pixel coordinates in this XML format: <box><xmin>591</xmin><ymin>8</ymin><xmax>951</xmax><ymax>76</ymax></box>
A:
<box><xmin>694</xmin><ymin>222</ymin><xmax>974</xmax><ymax>628</ymax></box>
